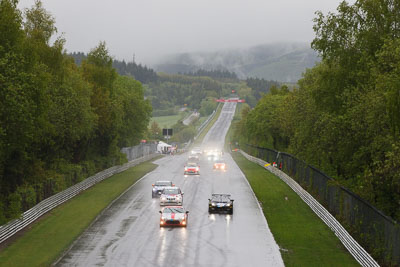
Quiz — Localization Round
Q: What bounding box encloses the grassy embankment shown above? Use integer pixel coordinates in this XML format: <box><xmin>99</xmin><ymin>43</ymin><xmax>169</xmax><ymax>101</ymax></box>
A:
<box><xmin>151</xmin><ymin>108</ymin><xmax>194</xmax><ymax>128</ymax></box>
<box><xmin>225</xmin><ymin>106</ymin><xmax>359</xmax><ymax>266</ymax></box>
<box><xmin>0</xmin><ymin>161</ymin><xmax>158</xmax><ymax>266</ymax></box>
<box><xmin>152</xmin><ymin>111</ymin><xmax>208</xmax><ymax>130</ymax></box>
<box><xmin>151</xmin><ymin>114</ymin><xmax>183</xmax><ymax>128</ymax></box>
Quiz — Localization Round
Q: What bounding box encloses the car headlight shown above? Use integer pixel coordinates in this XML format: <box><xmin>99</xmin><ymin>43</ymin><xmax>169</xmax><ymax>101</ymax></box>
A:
<box><xmin>211</xmin><ymin>203</ymin><xmax>216</xmax><ymax>206</ymax></box>
<box><xmin>161</xmin><ymin>197</ymin><xmax>166</xmax><ymax>201</ymax></box>
<box><xmin>153</xmin><ymin>188</ymin><xmax>157</xmax><ymax>191</ymax></box>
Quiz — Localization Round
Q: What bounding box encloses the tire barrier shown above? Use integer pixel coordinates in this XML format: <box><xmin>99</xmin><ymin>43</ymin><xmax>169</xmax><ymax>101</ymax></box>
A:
<box><xmin>0</xmin><ymin>153</ymin><xmax>159</xmax><ymax>245</ymax></box>
<box><xmin>240</xmin><ymin>150</ymin><xmax>380</xmax><ymax>267</ymax></box>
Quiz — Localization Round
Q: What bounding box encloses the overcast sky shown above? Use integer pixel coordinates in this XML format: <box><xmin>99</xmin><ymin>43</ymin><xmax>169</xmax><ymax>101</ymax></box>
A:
<box><xmin>18</xmin><ymin>0</ymin><xmax>354</xmax><ymax>65</ymax></box>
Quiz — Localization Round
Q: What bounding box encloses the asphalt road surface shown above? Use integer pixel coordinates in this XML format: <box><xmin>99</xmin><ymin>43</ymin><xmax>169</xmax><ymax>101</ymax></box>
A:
<box><xmin>55</xmin><ymin>102</ymin><xmax>284</xmax><ymax>267</ymax></box>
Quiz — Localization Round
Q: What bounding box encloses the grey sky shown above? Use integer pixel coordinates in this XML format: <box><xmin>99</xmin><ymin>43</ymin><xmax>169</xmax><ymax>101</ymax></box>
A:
<box><xmin>18</xmin><ymin>0</ymin><xmax>354</xmax><ymax>65</ymax></box>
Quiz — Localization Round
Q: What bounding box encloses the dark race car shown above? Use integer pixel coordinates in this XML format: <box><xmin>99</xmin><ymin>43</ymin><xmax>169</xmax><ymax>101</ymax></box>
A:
<box><xmin>208</xmin><ymin>194</ymin><xmax>234</xmax><ymax>214</ymax></box>
<box><xmin>152</xmin><ymin>181</ymin><xmax>175</xmax><ymax>198</ymax></box>
<box><xmin>159</xmin><ymin>206</ymin><xmax>189</xmax><ymax>227</ymax></box>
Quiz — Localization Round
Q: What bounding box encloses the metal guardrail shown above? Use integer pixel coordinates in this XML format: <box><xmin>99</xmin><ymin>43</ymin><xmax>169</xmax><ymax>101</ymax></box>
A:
<box><xmin>239</xmin><ymin>150</ymin><xmax>380</xmax><ymax>267</ymax></box>
<box><xmin>180</xmin><ymin>104</ymin><xmax>221</xmax><ymax>152</ymax></box>
<box><xmin>0</xmin><ymin>153</ymin><xmax>158</xmax><ymax>245</ymax></box>
<box><xmin>194</xmin><ymin>103</ymin><xmax>221</xmax><ymax>141</ymax></box>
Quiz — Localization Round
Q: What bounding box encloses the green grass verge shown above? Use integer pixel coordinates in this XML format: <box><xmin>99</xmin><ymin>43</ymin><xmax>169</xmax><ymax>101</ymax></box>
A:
<box><xmin>230</xmin><ymin>152</ymin><xmax>359</xmax><ymax>266</ymax></box>
<box><xmin>0</xmin><ymin>161</ymin><xmax>158</xmax><ymax>266</ymax></box>
<box><xmin>195</xmin><ymin>116</ymin><xmax>207</xmax><ymax>127</ymax></box>
<box><xmin>223</xmin><ymin>121</ymin><xmax>358</xmax><ymax>266</ymax></box>
<box><xmin>193</xmin><ymin>104</ymin><xmax>223</xmax><ymax>146</ymax></box>
<box><xmin>151</xmin><ymin>114</ymin><xmax>182</xmax><ymax>128</ymax></box>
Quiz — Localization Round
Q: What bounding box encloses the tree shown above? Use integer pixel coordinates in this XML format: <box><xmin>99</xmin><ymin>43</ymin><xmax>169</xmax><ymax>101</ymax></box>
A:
<box><xmin>113</xmin><ymin>75</ymin><xmax>152</xmax><ymax>147</ymax></box>
<box><xmin>199</xmin><ymin>97</ymin><xmax>217</xmax><ymax>116</ymax></box>
<box><xmin>81</xmin><ymin>42</ymin><xmax>118</xmax><ymax>158</ymax></box>
<box><xmin>24</xmin><ymin>0</ymin><xmax>56</xmax><ymax>44</ymax></box>
<box><xmin>149</xmin><ymin>121</ymin><xmax>161</xmax><ymax>140</ymax></box>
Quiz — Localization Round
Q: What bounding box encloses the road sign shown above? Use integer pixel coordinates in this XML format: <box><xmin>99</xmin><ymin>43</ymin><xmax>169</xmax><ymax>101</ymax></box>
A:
<box><xmin>162</xmin><ymin>128</ymin><xmax>173</xmax><ymax>136</ymax></box>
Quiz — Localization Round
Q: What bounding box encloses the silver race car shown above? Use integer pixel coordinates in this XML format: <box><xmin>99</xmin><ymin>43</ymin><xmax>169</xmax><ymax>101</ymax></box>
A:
<box><xmin>160</xmin><ymin>186</ymin><xmax>184</xmax><ymax>206</ymax></box>
<box><xmin>152</xmin><ymin>181</ymin><xmax>174</xmax><ymax>198</ymax></box>
<box><xmin>159</xmin><ymin>206</ymin><xmax>189</xmax><ymax>227</ymax></box>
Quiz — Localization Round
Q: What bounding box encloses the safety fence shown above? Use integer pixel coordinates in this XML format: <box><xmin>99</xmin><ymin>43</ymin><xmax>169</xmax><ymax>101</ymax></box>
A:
<box><xmin>0</xmin><ymin>149</ymin><xmax>158</xmax><ymax>245</ymax></box>
<box><xmin>121</xmin><ymin>143</ymin><xmax>157</xmax><ymax>161</ymax></box>
<box><xmin>243</xmin><ymin>144</ymin><xmax>399</xmax><ymax>266</ymax></box>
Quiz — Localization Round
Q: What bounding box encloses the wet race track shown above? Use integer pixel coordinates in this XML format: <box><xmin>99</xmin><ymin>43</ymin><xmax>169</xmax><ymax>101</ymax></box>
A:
<box><xmin>56</xmin><ymin>102</ymin><xmax>284</xmax><ymax>267</ymax></box>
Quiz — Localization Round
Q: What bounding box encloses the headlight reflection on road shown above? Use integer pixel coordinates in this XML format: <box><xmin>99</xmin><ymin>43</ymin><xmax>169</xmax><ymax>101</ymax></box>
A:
<box><xmin>174</xmin><ymin>227</ymin><xmax>188</xmax><ymax>260</ymax></box>
<box><xmin>209</xmin><ymin>214</ymin><xmax>216</xmax><ymax>221</ymax></box>
<box><xmin>226</xmin><ymin>215</ymin><xmax>231</xmax><ymax>227</ymax></box>
<box><xmin>226</xmin><ymin>215</ymin><xmax>232</xmax><ymax>244</ymax></box>
<box><xmin>157</xmin><ymin>227</ymin><xmax>167</xmax><ymax>265</ymax></box>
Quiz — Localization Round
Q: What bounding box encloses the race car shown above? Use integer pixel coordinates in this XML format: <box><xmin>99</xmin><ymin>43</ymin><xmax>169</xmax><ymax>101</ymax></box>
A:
<box><xmin>159</xmin><ymin>206</ymin><xmax>189</xmax><ymax>227</ymax></box>
<box><xmin>213</xmin><ymin>160</ymin><xmax>226</xmax><ymax>171</ymax></box>
<box><xmin>208</xmin><ymin>194</ymin><xmax>234</xmax><ymax>214</ymax></box>
<box><xmin>206</xmin><ymin>150</ymin><xmax>221</xmax><ymax>161</ymax></box>
<box><xmin>191</xmin><ymin>147</ymin><xmax>202</xmax><ymax>156</ymax></box>
<box><xmin>205</xmin><ymin>148</ymin><xmax>223</xmax><ymax>157</ymax></box>
<box><xmin>160</xmin><ymin>186</ymin><xmax>184</xmax><ymax>206</ymax></box>
<box><xmin>184</xmin><ymin>162</ymin><xmax>200</xmax><ymax>175</ymax></box>
<box><xmin>152</xmin><ymin>181</ymin><xmax>175</xmax><ymax>198</ymax></box>
<box><xmin>188</xmin><ymin>154</ymin><xmax>199</xmax><ymax>162</ymax></box>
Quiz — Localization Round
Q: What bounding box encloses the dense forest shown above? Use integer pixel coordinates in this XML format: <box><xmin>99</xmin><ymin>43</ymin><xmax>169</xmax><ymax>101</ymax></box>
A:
<box><xmin>0</xmin><ymin>1</ymin><xmax>151</xmax><ymax>224</ymax></box>
<box><xmin>145</xmin><ymin>73</ymin><xmax>279</xmax><ymax>115</ymax></box>
<box><xmin>183</xmin><ymin>69</ymin><xmax>238</xmax><ymax>80</ymax></box>
<box><xmin>69</xmin><ymin>52</ymin><xmax>158</xmax><ymax>84</ymax></box>
<box><xmin>145</xmin><ymin>73</ymin><xmax>234</xmax><ymax>116</ymax></box>
<box><xmin>71</xmin><ymin>53</ymin><xmax>277</xmax><ymax>116</ymax></box>
<box><xmin>233</xmin><ymin>0</ymin><xmax>400</xmax><ymax>221</ymax></box>
<box><xmin>245</xmin><ymin>78</ymin><xmax>279</xmax><ymax>100</ymax></box>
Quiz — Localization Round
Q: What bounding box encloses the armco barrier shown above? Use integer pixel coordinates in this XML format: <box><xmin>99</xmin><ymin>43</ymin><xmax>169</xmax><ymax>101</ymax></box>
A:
<box><xmin>239</xmin><ymin>150</ymin><xmax>380</xmax><ymax>267</ymax></box>
<box><xmin>0</xmin><ymin>153</ymin><xmax>158</xmax><ymax>245</ymax></box>
<box><xmin>194</xmin><ymin>103</ymin><xmax>221</xmax><ymax>141</ymax></box>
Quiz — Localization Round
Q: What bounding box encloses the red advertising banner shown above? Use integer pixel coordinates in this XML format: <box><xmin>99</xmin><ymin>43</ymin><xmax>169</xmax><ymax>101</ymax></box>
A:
<box><xmin>216</xmin><ymin>99</ymin><xmax>245</xmax><ymax>103</ymax></box>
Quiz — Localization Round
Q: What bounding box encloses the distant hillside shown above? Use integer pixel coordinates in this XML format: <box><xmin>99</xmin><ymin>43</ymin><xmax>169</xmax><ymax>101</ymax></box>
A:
<box><xmin>155</xmin><ymin>43</ymin><xmax>319</xmax><ymax>83</ymax></box>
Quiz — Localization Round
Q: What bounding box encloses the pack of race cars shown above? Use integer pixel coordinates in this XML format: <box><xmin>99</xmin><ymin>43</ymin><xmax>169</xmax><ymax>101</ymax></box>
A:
<box><xmin>154</xmin><ymin>147</ymin><xmax>234</xmax><ymax>227</ymax></box>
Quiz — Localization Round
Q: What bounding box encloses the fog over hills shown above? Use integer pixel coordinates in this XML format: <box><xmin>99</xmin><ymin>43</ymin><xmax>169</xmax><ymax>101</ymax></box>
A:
<box><xmin>154</xmin><ymin>42</ymin><xmax>319</xmax><ymax>83</ymax></box>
